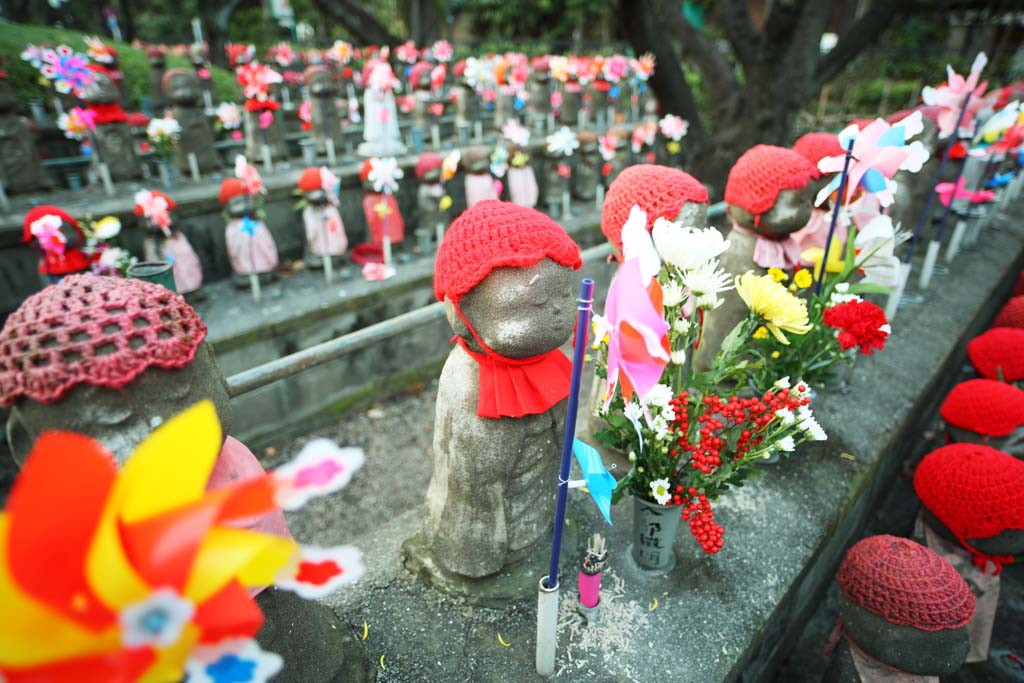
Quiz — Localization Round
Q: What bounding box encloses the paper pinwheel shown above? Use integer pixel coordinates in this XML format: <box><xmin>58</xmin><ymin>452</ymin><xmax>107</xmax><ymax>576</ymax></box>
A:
<box><xmin>234</xmin><ymin>156</ymin><xmax>265</xmax><ymax>196</ymax></box>
<box><xmin>29</xmin><ymin>214</ymin><xmax>67</xmax><ymax>256</ymax></box>
<box><xmin>0</xmin><ymin>401</ymin><xmax>364</xmax><ymax>683</ymax></box>
<box><xmin>921</xmin><ymin>52</ymin><xmax>988</xmax><ymax>139</ymax></box>
<box><xmin>134</xmin><ymin>190</ymin><xmax>173</xmax><ymax>236</ymax></box>
<box><xmin>545</xmin><ymin>127</ymin><xmax>580</xmax><ymax>157</ymax></box>
<box><xmin>571</xmin><ymin>439</ymin><xmax>616</xmax><ymax>525</ymax></box>
<box><xmin>816</xmin><ymin>113</ymin><xmax>930</xmax><ymax>208</ymax></box>
<box><xmin>502</xmin><ymin>119</ymin><xmax>530</xmax><ymax>147</ymax></box>
<box><xmin>34</xmin><ymin>45</ymin><xmax>95</xmax><ymax>96</ymax></box>
<box><xmin>236</xmin><ymin>63</ymin><xmax>283</xmax><ymax>104</ymax></box>
<box><xmin>936</xmin><ymin>176</ymin><xmax>996</xmax><ymax>208</ymax></box>
<box><xmin>366</xmin><ymin>157</ymin><xmax>404</xmax><ymax>194</ymax></box>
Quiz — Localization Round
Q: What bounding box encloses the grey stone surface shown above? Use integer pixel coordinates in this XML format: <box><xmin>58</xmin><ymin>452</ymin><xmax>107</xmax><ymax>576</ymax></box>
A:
<box><xmin>81</xmin><ymin>69</ymin><xmax>143</xmax><ymax>182</ymax></box>
<box><xmin>0</xmin><ymin>78</ymin><xmax>52</xmax><ymax>195</ymax></box>
<box><xmin>165</xmin><ymin>69</ymin><xmax>221</xmax><ymax>174</ymax></box>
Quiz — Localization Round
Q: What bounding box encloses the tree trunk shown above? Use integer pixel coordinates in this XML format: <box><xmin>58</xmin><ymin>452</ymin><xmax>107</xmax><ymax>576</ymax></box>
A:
<box><xmin>313</xmin><ymin>0</ymin><xmax>402</xmax><ymax>46</ymax></box>
<box><xmin>404</xmin><ymin>0</ymin><xmax>438</xmax><ymax>45</ymax></box>
<box><xmin>117</xmin><ymin>0</ymin><xmax>135</xmax><ymax>43</ymax></box>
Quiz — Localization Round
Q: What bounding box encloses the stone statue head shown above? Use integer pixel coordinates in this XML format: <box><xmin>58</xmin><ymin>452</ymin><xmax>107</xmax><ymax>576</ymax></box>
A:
<box><xmin>188</xmin><ymin>42</ymin><xmax>208</xmax><ymax>67</ymax></box>
<box><xmin>577</xmin><ymin>130</ymin><xmax>599</xmax><ymax>161</ymax></box>
<box><xmin>724</xmin><ymin>144</ymin><xmax>816</xmax><ymax>236</ymax></box>
<box><xmin>219</xmin><ymin>178</ymin><xmax>255</xmax><ymax>218</ymax></box>
<box><xmin>835</xmin><ymin>535</ymin><xmax>973</xmax><ymax>676</ymax></box>
<box><xmin>305</xmin><ymin>66</ymin><xmax>335</xmax><ymax>97</ymax></box>
<box><xmin>147</xmin><ymin>47</ymin><xmax>166</xmax><ymax>68</ymax></box>
<box><xmin>462</xmin><ymin>146</ymin><xmax>491</xmax><ymax>174</ymax></box>
<box><xmin>163</xmin><ymin>68</ymin><xmax>202</xmax><ymax>107</ymax></box>
<box><xmin>0</xmin><ymin>71</ymin><xmax>16</xmax><ymax>113</ymax></box>
<box><xmin>297</xmin><ymin>166</ymin><xmax>329</xmax><ymax>205</ymax></box>
<box><xmin>434</xmin><ymin>200</ymin><xmax>582</xmax><ymax>359</ymax></box>
<box><xmin>415</xmin><ymin>152</ymin><xmax>443</xmax><ymax>184</ymax></box>
<box><xmin>1</xmin><ymin>275</ymin><xmax>232</xmax><ymax>467</ymax></box>
<box><xmin>80</xmin><ymin>65</ymin><xmax>120</xmax><ymax>105</ymax></box>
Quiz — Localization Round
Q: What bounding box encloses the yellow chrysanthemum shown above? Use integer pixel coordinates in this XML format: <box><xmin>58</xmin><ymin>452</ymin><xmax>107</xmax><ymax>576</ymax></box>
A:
<box><xmin>767</xmin><ymin>267</ymin><xmax>787</xmax><ymax>282</ymax></box>
<box><xmin>753</xmin><ymin>326</ymin><xmax>768</xmax><ymax>340</ymax></box>
<box><xmin>793</xmin><ymin>268</ymin><xmax>813</xmax><ymax>289</ymax></box>
<box><xmin>771</xmin><ymin>350</ymin><xmax>781</xmax><ymax>359</ymax></box>
<box><xmin>735</xmin><ymin>271</ymin><xmax>812</xmax><ymax>345</ymax></box>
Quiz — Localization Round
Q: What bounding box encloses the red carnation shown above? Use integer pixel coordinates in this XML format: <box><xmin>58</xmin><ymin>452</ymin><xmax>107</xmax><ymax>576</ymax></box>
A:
<box><xmin>823</xmin><ymin>300</ymin><xmax>890</xmax><ymax>354</ymax></box>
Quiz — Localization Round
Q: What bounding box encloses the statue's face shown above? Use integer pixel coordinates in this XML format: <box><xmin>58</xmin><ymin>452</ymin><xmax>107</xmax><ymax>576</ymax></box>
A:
<box><xmin>304</xmin><ymin>189</ymin><xmax>328</xmax><ymax>204</ymax></box>
<box><xmin>80</xmin><ymin>72</ymin><xmax>118</xmax><ymax>104</ymax></box>
<box><xmin>463</xmin><ymin>149</ymin><xmax>489</xmax><ymax>173</ymax></box>
<box><xmin>446</xmin><ymin>258</ymin><xmax>575</xmax><ymax>359</ymax></box>
<box><xmin>7</xmin><ymin>343</ymin><xmax>233</xmax><ymax>467</ymax></box>
<box><xmin>166</xmin><ymin>74</ymin><xmax>200</xmax><ymax>105</ymax></box>
<box><xmin>421</xmin><ymin>167</ymin><xmax>441</xmax><ymax>183</ymax></box>
<box><xmin>674</xmin><ymin>201</ymin><xmax>708</xmax><ymax>229</ymax></box>
<box><xmin>226</xmin><ymin>194</ymin><xmax>251</xmax><ymax>217</ymax></box>
<box><xmin>308</xmin><ymin>72</ymin><xmax>333</xmax><ymax>96</ymax></box>
<box><xmin>728</xmin><ymin>187</ymin><xmax>812</xmax><ymax>235</ymax></box>
<box><xmin>149</xmin><ymin>54</ymin><xmax>166</xmax><ymax>68</ymax></box>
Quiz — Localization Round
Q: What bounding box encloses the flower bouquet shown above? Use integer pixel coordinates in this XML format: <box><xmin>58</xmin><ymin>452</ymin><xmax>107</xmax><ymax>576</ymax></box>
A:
<box><xmin>146</xmin><ymin>115</ymin><xmax>182</xmax><ymax>159</ymax></box>
<box><xmin>591</xmin><ymin>207</ymin><xmax>826</xmax><ymax>566</ymax></box>
<box><xmin>83</xmin><ymin>215</ymin><xmax>136</xmax><ymax>277</ymax></box>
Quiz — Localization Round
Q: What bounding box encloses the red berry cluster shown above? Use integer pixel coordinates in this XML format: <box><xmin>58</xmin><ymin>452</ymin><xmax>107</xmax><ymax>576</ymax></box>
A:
<box><xmin>682</xmin><ymin>495</ymin><xmax>724</xmax><ymax>554</ymax></box>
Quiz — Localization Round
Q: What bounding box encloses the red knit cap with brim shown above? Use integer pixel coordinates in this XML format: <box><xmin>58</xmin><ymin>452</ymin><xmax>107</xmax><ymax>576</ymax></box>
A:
<box><xmin>792</xmin><ymin>132</ymin><xmax>843</xmax><ymax>178</ymax></box>
<box><xmin>23</xmin><ymin>205</ymin><xmax>79</xmax><ymax>243</ymax></box>
<box><xmin>601</xmin><ymin>164</ymin><xmax>708</xmax><ymax>254</ymax></box>
<box><xmin>358</xmin><ymin>159</ymin><xmax>373</xmax><ymax>182</ymax></box>
<box><xmin>914</xmin><ymin>443</ymin><xmax>1024</xmax><ymax>571</ymax></box>
<box><xmin>408</xmin><ymin>61</ymin><xmax>432</xmax><ymax>87</ymax></box>
<box><xmin>724</xmin><ymin>145</ymin><xmax>815</xmax><ymax>219</ymax></box>
<box><xmin>0</xmin><ymin>274</ymin><xmax>207</xmax><ymax>407</ymax></box>
<box><xmin>837</xmin><ymin>535</ymin><xmax>975</xmax><ymax>631</ymax></box>
<box><xmin>218</xmin><ymin>178</ymin><xmax>245</xmax><ymax>205</ymax></box>
<box><xmin>415</xmin><ymin>152</ymin><xmax>443</xmax><ymax>179</ymax></box>
<box><xmin>297</xmin><ymin>167</ymin><xmax>323</xmax><ymax>193</ymax></box>
<box><xmin>940</xmin><ymin>378</ymin><xmax>1024</xmax><ymax>437</ymax></box>
<box><xmin>133</xmin><ymin>190</ymin><xmax>177</xmax><ymax>216</ymax></box>
<box><xmin>434</xmin><ymin>200</ymin><xmax>581</xmax><ymax>303</ymax></box>
<box><xmin>993</xmin><ymin>295</ymin><xmax>1024</xmax><ymax>329</ymax></box>
<box><xmin>967</xmin><ymin>328</ymin><xmax>1024</xmax><ymax>381</ymax></box>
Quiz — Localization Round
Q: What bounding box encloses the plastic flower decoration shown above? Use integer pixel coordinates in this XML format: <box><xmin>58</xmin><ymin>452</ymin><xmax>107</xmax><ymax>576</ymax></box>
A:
<box><xmin>922</xmin><ymin>52</ymin><xmax>988</xmax><ymax>139</ymax></box>
<box><xmin>658</xmin><ymin>115</ymin><xmax>689</xmax><ymax>142</ymax></box>
<box><xmin>631</xmin><ymin>123</ymin><xmax>656</xmax><ymax>153</ymax></box>
<box><xmin>599</xmin><ymin>132</ymin><xmax>618</xmax><ymax>162</ymax></box>
<box><xmin>545</xmin><ymin>126</ymin><xmax>579</xmax><ymax>157</ymax></box>
<box><xmin>20</xmin><ymin>43</ymin><xmax>45</xmax><ymax>68</ymax></box>
<box><xmin>327</xmin><ymin>40</ymin><xmax>353</xmax><ymax>64</ymax></box>
<box><xmin>502</xmin><ymin>119</ymin><xmax>530</xmax><ymax>147</ymax></box>
<box><xmin>57</xmin><ymin>106</ymin><xmax>96</xmax><ymax>141</ymax></box>
<box><xmin>29</xmin><ymin>214</ymin><xmax>67</xmax><ymax>256</ymax></box>
<box><xmin>441</xmin><ymin>150</ymin><xmax>460</xmax><ymax>183</ymax></box>
<box><xmin>134</xmin><ymin>190</ymin><xmax>173</xmax><ymax>236</ymax></box>
<box><xmin>234</xmin><ymin>156</ymin><xmax>265</xmax><ymax>196</ymax></box>
<box><xmin>735</xmin><ymin>271</ymin><xmax>812</xmax><ymax>344</ymax></box>
<box><xmin>36</xmin><ymin>44</ymin><xmax>95</xmax><ymax>96</ymax></box>
<box><xmin>215</xmin><ymin>102</ymin><xmax>243</xmax><ymax>130</ymax></box>
<box><xmin>0</xmin><ymin>401</ymin><xmax>364</xmax><ymax>683</ymax></box>
<box><xmin>629</xmin><ymin>52</ymin><xmax>656</xmax><ymax>82</ymax></box>
<box><xmin>815</xmin><ymin>113</ymin><xmax>930</xmax><ymax>207</ymax></box>
<box><xmin>146</xmin><ymin>116</ymin><xmax>182</xmax><ymax>159</ymax></box>
<box><xmin>84</xmin><ymin>36</ymin><xmax>116</xmax><ymax>64</ymax></box>
<box><xmin>396</xmin><ymin>40</ymin><xmax>419</xmax><ymax>64</ymax></box>
<box><xmin>430</xmin><ymin>40</ymin><xmax>453</xmax><ymax>63</ymax></box>
<box><xmin>92</xmin><ymin>216</ymin><xmax>122</xmax><ymax>240</ymax></box>
<box><xmin>269</xmin><ymin>42</ymin><xmax>296</xmax><ymax>68</ymax></box>
<box><xmin>366</xmin><ymin>157</ymin><xmax>403</xmax><ymax>194</ymax></box>
<box><xmin>237</xmin><ymin>62</ymin><xmax>283</xmax><ymax>105</ymax></box>
<box><xmin>978</xmin><ymin>100</ymin><xmax>1021</xmax><ymax>144</ymax></box>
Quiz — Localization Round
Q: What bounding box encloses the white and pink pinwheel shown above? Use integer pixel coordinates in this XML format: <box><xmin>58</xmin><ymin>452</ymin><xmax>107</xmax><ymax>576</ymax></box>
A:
<box><xmin>235</xmin><ymin>155</ymin><xmax>265</xmax><ymax>196</ymax></box>
<box><xmin>658</xmin><ymin>115</ymin><xmax>689</xmax><ymax>142</ymax></box>
<box><xmin>134</xmin><ymin>190</ymin><xmax>174</xmax><ymax>236</ymax></box>
<box><xmin>922</xmin><ymin>52</ymin><xmax>988</xmax><ymax>139</ymax></box>
<box><xmin>502</xmin><ymin>119</ymin><xmax>530</xmax><ymax>147</ymax></box>
<box><xmin>366</xmin><ymin>157</ymin><xmax>404</xmax><ymax>194</ymax></box>
<box><xmin>237</xmin><ymin>62</ymin><xmax>283</xmax><ymax>103</ymax></box>
<box><xmin>29</xmin><ymin>214</ymin><xmax>67</xmax><ymax>256</ymax></box>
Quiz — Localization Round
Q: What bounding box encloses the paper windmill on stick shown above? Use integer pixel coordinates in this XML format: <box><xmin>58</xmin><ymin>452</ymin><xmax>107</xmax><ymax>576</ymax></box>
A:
<box><xmin>0</xmin><ymin>401</ymin><xmax>364</xmax><ymax>683</ymax></box>
<box><xmin>922</xmin><ymin>52</ymin><xmax>988</xmax><ymax>139</ymax></box>
<box><xmin>815</xmin><ymin>113</ymin><xmax>930</xmax><ymax>208</ymax></box>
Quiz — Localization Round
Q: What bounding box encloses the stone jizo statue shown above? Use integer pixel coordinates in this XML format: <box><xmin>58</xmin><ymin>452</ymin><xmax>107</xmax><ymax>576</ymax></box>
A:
<box><xmin>305</xmin><ymin>65</ymin><xmax>346</xmax><ymax>155</ymax></box>
<box><xmin>0</xmin><ymin>66</ymin><xmax>52</xmax><ymax>194</ymax></box>
<box><xmin>80</xmin><ymin>64</ymin><xmax>142</xmax><ymax>181</ymax></box>
<box><xmin>163</xmin><ymin>68</ymin><xmax>220</xmax><ymax>174</ymax></box>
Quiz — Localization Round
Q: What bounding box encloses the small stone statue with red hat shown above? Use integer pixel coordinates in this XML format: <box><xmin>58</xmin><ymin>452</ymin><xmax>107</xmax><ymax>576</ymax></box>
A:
<box><xmin>359</xmin><ymin>157</ymin><xmax>405</xmax><ymax>261</ymax></box>
<box><xmin>219</xmin><ymin>157</ymin><xmax>279</xmax><ymax>289</ymax></box>
<box><xmin>451</xmin><ymin>59</ymin><xmax>478</xmax><ymax>144</ymax></box>
<box><xmin>164</xmin><ymin>68</ymin><xmax>220</xmax><ymax>175</ymax></box>
<box><xmin>80</xmin><ymin>64</ymin><xmax>143</xmax><ymax>181</ymax></box>
<box><xmin>791</xmin><ymin>132</ymin><xmax>847</xmax><ymax>256</ymax></box>
<box><xmin>22</xmin><ymin>205</ymin><xmax>93</xmax><ymax>285</ymax></box>
<box><xmin>414</xmin><ymin>152</ymin><xmax>444</xmax><ymax>248</ymax></box>
<box><xmin>146</xmin><ymin>46</ymin><xmax>168</xmax><ymax>114</ymax></box>
<box><xmin>305</xmin><ymin>65</ymin><xmax>345</xmax><ymax>157</ymax></box>
<box><xmin>134</xmin><ymin>188</ymin><xmax>203</xmax><ymax>296</ymax></box>
<box><xmin>404</xmin><ymin>200</ymin><xmax>582</xmax><ymax>581</ymax></box>
<box><xmin>409</xmin><ymin>61</ymin><xmax>433</xmax><ymax>152</ymax></box>
<box><xmin>0</xmin><ymin>58</ymin><xmax>51</xmax><ymax>194</ymax></box>
<box><xmin>824</xmin><ymin>535</ymin><xmax>975</xmax><ymax>681</ymax></box>
<box><xmin>297</xmin><ymin>166</ymin><xmax>348</xmax><ymax>275</ymax></box>
<box><xmin>463</xmin><ymin>146</ymin><xmax>499</xmax><ymax>208</ymax></box>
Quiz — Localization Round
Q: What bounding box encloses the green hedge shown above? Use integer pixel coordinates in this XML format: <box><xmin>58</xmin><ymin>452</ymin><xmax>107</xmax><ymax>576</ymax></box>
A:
<box><xmin>0</xmin><ymin>24</ymin><xmax>239</xmax><ymax>113</ymax></box>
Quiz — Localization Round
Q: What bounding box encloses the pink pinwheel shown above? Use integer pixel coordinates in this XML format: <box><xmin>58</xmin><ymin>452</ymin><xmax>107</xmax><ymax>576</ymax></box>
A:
<box><xmin>29</xmin><ymin>214</ymin><xmax>67</xmax><ymax>256</ymax></box>
<box><xmin>922</xmin><ymin>53</ymin><xmax>988</xmax><ymax>139</ymax></box>
<box><xmin>603</xmin><ymin>55</ymin><xmax>629</xmax><ymax>84</ymax></box>
<box><xmin>134</xmin><ymin>189</ymin><xmax>173</xmax><ymax>236</ymax></box>
<box><xmin>594</xmin><ymin>253</ymin><xmax>670</xmax><ymax>409</ymax></box>
<box><xmin>37</xmin><ymin>45</ymin><xmax>95</xmax><ymax>96</ymax></box>
<box><xmin>269</xmin><ymin>42</ymin><xmax>297</xmax><ymax>67</ymax></box>
<box><xmin>502</xmin><ymin>119</ymin><xmax>530</xmax><ymax>147</ymax></box>
<box><xmin>658</xmin><ymin>115</ymin><xmax>688</xmax><ymax>142</ymax></box>
<box><xmin>631</xmin><ymin>123</ymin><xmax>656</xmax><ymax>153</ymax></box>
<box><xmin>936</xmin><ymin>176</ymin><xmax>996</xmax><ymax>208</ymax></box>
<box><xmin>599</xmin><ymin>132</ymin><xmax>618</xmax><ymax>162</ymax></box>
<box><xmin>234</xmin><ymin>155</ymin><xmax>264</xmax><ymax>196</ymax></box>
<box><xmin>816</xmin><ymin>113</ymin><xmax>930</xmax><ymax>208</ymax></box>
<box><xmin>396</xmin><ymin>40</ymin><xmax>419</xmax><ymax>64</ymax></box>
<box><xmin>237</xmin><ymin>62</ymin><xmax>283</xmax><ymax>102</ymax></box>
<box><xmin>431</xmin><ymin>40</ymin><xmax>453</xmax><ymax>63</ymax></box>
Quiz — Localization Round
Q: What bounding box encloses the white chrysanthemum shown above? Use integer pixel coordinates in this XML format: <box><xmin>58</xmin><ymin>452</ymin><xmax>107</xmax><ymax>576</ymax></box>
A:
<box><xmin>673</xmin><ymin>318</ymin><xmax>691</xmax><ymax>334</ymax></box>
<box><xmin>774</xmin><ymin>376</ymin><xmax>791</xmax><ymax>390</ymax></box>
<box><xmin>670</xmin><ymin>349</ymin><xmax>687</xmax><ymax>366</ymax></box>
<box><xmin>650</xmin><ymin>478</ymin><xmax>672</xmax><ymax>505</ymax></box>
<box><xmin>623</xmin><ymin>401</ymin><xmax>644</xmax><ymax>422</ymax></box>
<box><xmin>777</xmin><ymin>436</ymin><xmax>796</xmax><ymax>452</ymax></box>
<box><xmin>681</xmin><ymin>261</ymin><xmax>733</xmax><ymax>310</ymax></box>
<box><xmin>662</xmin><ymin>280</ymin><xmax>685</xmax><ymax>308</ymax></box>
<box><xmin>651</xmin><ymin>218</ymin><xmax>729</xmax><ymax>271</ymax></box>
<box><xmin>775</xmin><ymin>408</ymin><xmax>795</xmax><ymax>425</ymax></box>
<box><xmin>645</xmin><ymin>384</ymin><xmax>674</xmax><ymax>410</ymax></box>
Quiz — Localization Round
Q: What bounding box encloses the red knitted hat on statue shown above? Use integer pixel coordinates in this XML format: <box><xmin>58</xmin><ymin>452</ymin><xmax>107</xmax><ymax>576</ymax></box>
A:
<box><xmin>601</xmin><ymin>164</ymin><xmax>708</xmax><ymax>253</ymax></box>
<box><xmin>358</xmin><ymin>159</ymin><xmax>373</xmax><ymax>182</ymax></box>
<box><xmin>297</xmin><ymin>167</ymin><xmax>324</xmax><ymax>193</ymax></box>
<box><xmin>0</xmin><ymin>274</ymin><xmax>207</xmax><ymax>408</ymax></box>
<box><xmin>792</xmin><ymin>132</ymin><xmax>843</xmax><ymax>178</ymax></box>
<box><xmin>218</xmin><ymin>178</ymin><xmax>245</xmax><ymax>205</ymax></box>
<box><xmin>22</xmin><ymin>205</ymin><xmax>79</xmax><ymax>243</ymax></box>
<box><xmin>914</xmin><ymin>443</ymin><xmax>1024</xmax><ymax>568</ymax></box>
<box><xmin>836</xmin><ymin>535</ymin><xmax>974</xmax><ymax>631</ymax></box>
<box><xmin>967</xmin><ymin>328</ymin><xmax>1024</xmax><ymax>381</ymax></box>
<box><xmin>940</xmin><ymin>378</ymin><xmax>1024</xmax><ymax>437</ymax></box>
<box><xmin>724</xmin><ymin>145</ymin><xmax>816</xmax><ymax>219</ymax></box>
<box><xmin>408</xmin><ymin>61</ymin><xmax>431</xmax><ymax>87</ymax></box>
<box><xmin>993</xmin><ymin>295</ymin><xmax>1024</xmax><ymax>329</ymax></box>
<box><xmin>434</xmin><ymin>200</ymin><xmax>581</xmax><ymax>303</ymax></box>
<box><xmin>414</xmin><ymin>152</ymin><xmax>442</xmax><ymax>179</ymax></box>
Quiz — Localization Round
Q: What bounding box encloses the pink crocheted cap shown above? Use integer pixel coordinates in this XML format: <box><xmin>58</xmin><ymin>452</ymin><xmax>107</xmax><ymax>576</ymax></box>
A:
<box><xmin>967</xmin><ymin>328</ymin><xmax>1024</xmax><ymax>381</ymax></box>
<box><xmin>792</xmin><ymin>132</ymin><xmax>843</xmax><ymax>178</ymax></box>
<box><xmin>601</xmin><ymin>164</ymin><xmax>708</xmax><ymax>253</ymax></box>
<box><xmin>915</xmin><ymin>443</ymin><xmax>1024</xmax><ymax>544</ymax></box>
<box><xmin>724</xmin><ymin>145</ymin><xmax>816</xmax><ymax>219</ymax></box>
<box><xmin>434</xmin><ymin>200</ymin><xmax>581</xmax><ymax>303</ymax></box>
<box><xmin>414</xmin><ymin>152</ymin><xmax>443</xmax><ymax>179</ymax></box>
<box><xmin>0</xmin><ymin>274</ymin><xmax>207</xmax><ymax>408</ymax></box>
<box><xmin>837</xmin><ymin>535</ymin><xmax>975</xmax><ymax>631</ymax></box>
<box><xmin>939</xmin><ymin>378</ymin><xmax>1024</xmax><ymax>437</ymax></box>
<box><xmin>993</xmin><ymin>295</ymin><xmax>1024</xmax><ymax>329</ymax></box>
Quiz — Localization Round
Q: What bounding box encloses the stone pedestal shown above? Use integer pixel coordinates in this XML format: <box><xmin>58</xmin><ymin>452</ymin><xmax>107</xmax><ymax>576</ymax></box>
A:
<box><xmin>0</xmin><ymin>79</ymin><xmax>51</xmax><ymax>194</ymax></box>
<box><xmin>244</xmin><ymin>108</ymin><xmax>290</xmax><ymax>162</ymax></box>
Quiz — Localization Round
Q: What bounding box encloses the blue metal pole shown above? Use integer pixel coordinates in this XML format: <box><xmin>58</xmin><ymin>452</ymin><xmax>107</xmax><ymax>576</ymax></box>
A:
<box><xmin>545</xmin><ymin>277</ymin><xmax>595</xmax><ymax>590</ymax></box>
<box><xmin>904</xmin><ymin>91</ymin><xmax>973</xmax><ymax>264</ymax></box>
<box><xmin>930</xmin><ymin>154</ymin><xmax>970</xmax><ymax>244</ymax></box>
<box><xmin>815</xmin><ymin>139</ymin><xmax>855</xmax><ymax>296</ymax></box>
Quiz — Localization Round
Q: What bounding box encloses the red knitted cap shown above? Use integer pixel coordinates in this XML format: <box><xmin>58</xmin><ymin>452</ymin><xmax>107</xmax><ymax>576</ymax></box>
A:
<box><xmin>434</xmin><ymin>200</ymin><xmax>581</xmax><ymax>302</ymax></box>
<box><xmin>724</xmin><ymin>145</ymin><xmax>816</xmax><ymax>218</ymax></box>
<box><xmin>0</xmin><ymin>274</ymin><xmax>207</xmax><ymax>408</ymax></box>
<box><xmin>993</xmin><ymin>295</ymin><xmax>1024</xmax><ymax>329</ymax></box>
<box><xmin>415</xmin><ymin>152</ymin><xmax>442</xmax><ymax>179</ymax></box>
<box><xmin>940</xmin><ymin>378</ymin><xmax>1024</xmax><ymax>437</ymax></box>
<box><xmin>915</xmin><ymin>443</ymin><xmax>1024</xmax><ymax>545</ymax></box>
<box><xmin>358</xmin><ymin>159</ymin><xmax>373</xmax><ymax>182</ymax></box>
<box><xmin>218</xmin><ymin>178</ymin><xmax>245</xmax><ymax>205</ymax></box>
<box><xmin>23</xmin><ymin>205</ymin><xmax>78</xmax><ymax>243</ymax></box>
<box><xmin>792</xmin><ymin>132</ymin><xmax>843</xmax><ymax>178</ymax></box>
<box><xmin>837</xmin><ymin>535</ymin><xmax>975</xmax><ymax>631</ymax></box>
<box><xmin>601</xmin><ymin>164</ymin><xmax>708</xmax><ymax>253</ymax></box>
<box><xmin>297</xmin><ymin>167</ymin><xmax>323</xmax><ymax>193</ymax></box>
<box><xmin>409</xmin><ymin>61</ymin><xmax>431</xmax><ymax>86</ymax></box>
<box><xmin>133</xmin><ymin>191</ymin><xmax>176</xmax><ymax>216</ymax></box>
<box><xmin>967</xmin><ymin>328</ymin><xmax>1024</xmax><ymax>381</ymax></box>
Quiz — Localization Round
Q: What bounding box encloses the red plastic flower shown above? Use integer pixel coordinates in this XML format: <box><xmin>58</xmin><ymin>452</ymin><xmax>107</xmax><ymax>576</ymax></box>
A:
<box><xmin>823</xmin><ymin>300</ymin><xmax>891</xmax><ymax>354</ymax></box>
